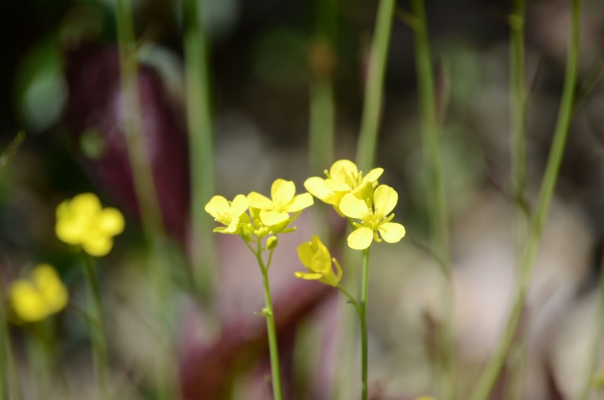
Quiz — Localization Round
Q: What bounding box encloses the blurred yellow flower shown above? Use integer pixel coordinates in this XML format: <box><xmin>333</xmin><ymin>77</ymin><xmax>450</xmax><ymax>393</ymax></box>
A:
<box><xmin>205</xmin><ymin>194</ymin><xmax>249</xmax><ymax>234</ymax></box>
<box><xmin>295</xmin><ymin>236</ymin><xmax>342</xmax><ymax>287</ymax></box>
<box><xmin>304</xmin><ymin>159</ymin><xmax>383</xmax><ymax>214</ymax></box>
<box><xmin>248</xmin><ymin>179</ymin><xmax>314</xmax><ymax>226</ymax></box>
<box><xmin>56</xmin><ymin>193</ymin><xmax>125</xmax><ymax>257</ymax></box>
<box><xmin>9</xmin><ymin>264</ymin><xmax>68</xmax><ymax>323</ymax></box>
<box><xmin>340</xmin><ymin>184</ymin><xmax>406</xmax><ymax>250</ymax></box>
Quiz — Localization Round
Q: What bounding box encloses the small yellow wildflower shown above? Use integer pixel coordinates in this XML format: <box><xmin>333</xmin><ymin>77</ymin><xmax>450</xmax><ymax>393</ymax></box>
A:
<box><xmin>248</xmin><ymin>179</ymin><xmax>314</xmax><ymax>226</ymax></box>
<box><xmin>205</xmin><ymin>194</ymin><xmax>249</xmax><ymax>234</ymax></box>
<box><xmin>9</xmin><ymin>264</ymin><xmax>68</xmax><ymax>323</ymax></box>
<box><xmin>295</xmin><ymin>236</ymin><xmax>342</xmax><ymax>287</ymax></box>
<box><xmin>339</xmin><ymin>184</ymin><xmax>406</xmax><ymax>250</ymax></box>
<box><xmin>304</xmin><ymin>159</ymin><xmax>383</xmax><ymax>214</ymax></box>
<box><xmin>56</xmin><ymin>193</ymin><xmax>125</xmax><ymax>257</ymax></box>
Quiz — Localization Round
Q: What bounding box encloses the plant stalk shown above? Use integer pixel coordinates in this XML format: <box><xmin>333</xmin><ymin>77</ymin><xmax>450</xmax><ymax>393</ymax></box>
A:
<box><xmin>355</xmin><ymin>0</ymin><xmax>395</xmax><ymax>172</ymax></box>
<box><xmin>410</xmin><ymin>1</ymin><xmax>456</xmax><ymax>398</ymax></box>
<box><xmin>183</xmin><ymin>0</ymin><xmax>219</xmax><ymax>303</ymax></box>
<box><xmin>359</xmin><ymin>248</ymin><xmax>371</xmax><ymax>400</ymax></box>
<box><xmin>469</xmin><ymin>1</ymin><xmax>581</xmax><ymax>399</ymax></box>
<box><xmin>83</xmin><ymin>255</ymin><xmax>109</xmax><ymax>400</ymax></box>
<box><xmin>254</xmin><ymin>243</ymin><xmax>283</xmax><ymax>400</ymax></box>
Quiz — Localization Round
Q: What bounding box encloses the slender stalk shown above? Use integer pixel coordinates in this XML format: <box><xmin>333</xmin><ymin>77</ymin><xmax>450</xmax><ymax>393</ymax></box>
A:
<box><xmin>410</xmin><ymin>1</ymin><xmax>456</xmax><ymax>398</ymax></box>
<box><xmin>572</xmin><ymin>250</ymin><xmax>604</xmax><ymax>400</ymax></box>
<box><xmin>336</xmin><ymin>284</ymin><xmax>361</xmax><ymax>315</ymax></box>
<box><xmin>115</xmin><ymin>3</ymin><xmax>179</xmax><ymax>398</ymax></box>
<box><xmin>507</xmin><ymin>1</ymin><xmax>530</xmax><ymax>399</ymax></box>
<box><xmin>254</xmin><ymin>242</ymin><xmax>283</xmax><ymax>400</ymax></box>
<box><xmin>359</xmin><ymin>248</ymin><xmax>371</xmax><ymax>400</ymax></box>
<box><xmin>183</xmin><ymin>0</ymin><xmax>218</xmax><ymax>303</ymax></box>
<box><xmin>0</xmin><ymin>131</ymin><xmax>26</xmax><ymax>178</ymax></box>
<box><xmin>355</xmin><ymin>0</ymin><xmax>395</xmax><ymax>172</ymax></box>
<box><xmin>82</xmin><ymin>255</ymin><xmax>109</xmax><ymax>400</ymax></box>
<box><xmin>510</xmin><ymin>0</ymin><xmax>529</xmax><ymax>255</ymax></box>
<box><xmin>469</xmin><ymin>1</ymin><xmax>581</xmax><ymax>399</ymax></box>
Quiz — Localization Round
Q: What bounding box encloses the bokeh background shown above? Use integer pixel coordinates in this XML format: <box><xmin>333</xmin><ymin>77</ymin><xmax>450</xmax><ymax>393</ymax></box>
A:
<box><xmin>2</xmin><ymin>0</ymin><xmax>604</xmax><ymax>399</ymax></box>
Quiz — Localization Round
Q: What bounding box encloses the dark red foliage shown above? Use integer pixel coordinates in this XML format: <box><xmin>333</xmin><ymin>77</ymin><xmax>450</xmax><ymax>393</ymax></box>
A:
<box><xmin>63</xmin><ymin>42</ymin><xmax>190</xmax><ymax>242</ymax></box>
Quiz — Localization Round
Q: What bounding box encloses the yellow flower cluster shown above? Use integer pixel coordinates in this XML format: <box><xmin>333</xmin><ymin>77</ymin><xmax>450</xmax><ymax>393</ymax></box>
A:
<box><xmin>55</xmin><ymin>193</ymin><xmax>125</xmax><ymax>257</ymax></box>
<box><xmin>205</xmin><ymin>179</ymin><xmax>314</xmax><ymax>246</ymax></box>
<box><xmin>306</xmin><ymin>160</ymin><xmax>405</xmax><ymax>250</ymax></box>
<box><xmin>9</xmin><ymin>264</ymin><xmax>68</xmax><ymax>323</ymax></box>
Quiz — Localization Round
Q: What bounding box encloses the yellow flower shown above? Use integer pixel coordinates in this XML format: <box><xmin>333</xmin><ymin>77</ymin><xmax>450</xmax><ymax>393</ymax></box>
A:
<box><xmin>9</xmin><ymin>264</ymin><xmax>68</xmax><ymax>323</ymax></box>
<box><xmin>56</xmin><ymin>193</ymin><xmax>125</xmax><ymax>257</ymax></box>
<box><xmin>339</xmin><ymin>184</ymin><xmax>406</xmax><ymax>250</ymax></box>
<box><xmin>304</xmin><ymin>159</ymin><xmax>383</xmax><ymax>214</ymax></box>
<box><xmin>248</xmin><ymin>179</ymin><xmax>314</xmax><ymax>226</ymax></box>
<box><xmin>295</xmin><ymin>236</ymin><xmax>342</xmax><ymax>287</ymax></box>
<box><xmin>205</xmin><ymin>194</ymin><xmax>249</xmax><ymax>234</ymax></box>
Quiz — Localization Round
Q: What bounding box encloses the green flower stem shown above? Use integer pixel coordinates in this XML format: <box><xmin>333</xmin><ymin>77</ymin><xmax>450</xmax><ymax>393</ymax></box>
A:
<box><xmin>82</xmin><ymin>254</ymin><xmax>109</xmax><ymax>400</ymax></box>
<box><xmin>183</xmin><ymin>0</ymin><xmax>218</xmax><ymax>303</ymax></box>
<box><xmin>359</xmin><ymin>247</ymin><xmax>371</xmax><ymax>400</ymax></box>
<box><xmin>410</xmin><ymin>1</ymin><xmax>456</xmax><ymax>398</ymax></box>
<box><xmin>355</xmin><ymin>0</ymin><xmax>395</xmax><ymax>172</ymax></box>
<box><xmin>572</xmin><ymin>249</ymin><xmax>604</xmax><ymax>400</ymax></box>
<box><xmin>254</xmin><ymin>242</ymin><xmax>283</xmax><ymax>400</ymax></box>
<box><xmin>469</xmin><ymin>1</ymin><xmax>581</xmax><ymax>400</ymax></box>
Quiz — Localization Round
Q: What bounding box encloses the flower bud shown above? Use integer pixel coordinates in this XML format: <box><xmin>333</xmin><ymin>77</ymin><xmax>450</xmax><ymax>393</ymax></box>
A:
<box><xmin>266</xmin><ymin>236</ymin><xmax>278</xmax><ymax>250</ymax></box>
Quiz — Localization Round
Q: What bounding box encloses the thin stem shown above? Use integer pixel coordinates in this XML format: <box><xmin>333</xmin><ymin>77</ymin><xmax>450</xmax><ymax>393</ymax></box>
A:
<box><xmin>355</xmin><ymin>0</ymin><xmax>395</xmax><ymax>172</ymax></box>
<box><xmin>0</xmin><ymin>131</ymin><xmax>26</xmax><ymax>178</ymax></box>
<box><xmin>359</xmin><ymin>247</ymin><xmax>371</xmax><ymax>400</ymax></box>
<box><xmin>410</xmin><ymin>1</ymin><xmax>456</xmax><ymax>398</ymax></box>
<box><xmin>82</xmin><ymin>255</ymin><xmax>109</xmax><ymax>400</ymax></box>
<box><xmin>0</xmin><ymin>274</ymin><xmax>22</xmax><ymax>400</ymax></box>
<box><xmin>183</xmin><ymin>0</ymin><xmax>219</xmax><ymax>303</ymax></box>
<box><xmin>254</xmin><ymin>241</ymin><xmax>283</xmax><ymax>400</ymax></box>
<box><xmin>336</xmin><ymin>284</ymin><xmax>361</xmax><ymax>315</ymax></box>
<box><xmin>572</xmin><ymin>249</ymin><xmax>604</xmax><ymax>400</ymax></box>
<box><xmin>469</xmin><ymin>1</ymin><xmax>581</xmax><ymax>399</ymax></box>
<box><xmin>507</xmin><ymin>1</ymin><xmax>530</xmax><ymax>398</ymax></box>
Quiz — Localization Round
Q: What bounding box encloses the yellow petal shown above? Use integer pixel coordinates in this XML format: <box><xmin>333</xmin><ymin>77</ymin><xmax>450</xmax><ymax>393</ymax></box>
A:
<box><xmin>260</xmin><ymin>210</ymin><xmax>289</xmax><ymax>226</ymax></box>
<box><xmin>271</xmin><ymin>179</ymin><xmax>296</xmax><ymax>207</ymax></box>
<box><xmin>362</xmin><ymin>167</ymin><xmax>384</xmax><ymax>183</ymax></box>
<box><xmin>330</xmin><ymin>160</ymin><xmax>358</xmax><ymax>180</ymax></box>
<box><xmin>297</xmin><ymin>241</ymin><xmax>314</xmax><ymax>268</ymax></box>
<box><xmin>286</xmin><ymin>193</ymin><xmax>314</xmax><ymax>212</ymax></box>
<box><xmin>339</xmin><ymin>193</ymin><xmax>370</xmax><ymax>219</ymax></box>
<box><xmin>10</xmin><ymin>280</ymin><xmax>47</xmax><ymax>322</ymax></box>
<box><xmin>378</xmin><ymin>222</ymin><xmax>406</xmax><ymax>243</ymax></box>
<box><xmin>230</xmin><ymin>195</ymin><xmax>249</xmax><ymax>217</ymax></box>
<box><xmin>324</xmin><ymin>179</ymin><xmax>351</xmax><ymax>192</ymax></box>
<box><xmin>224</xmin><ymin>216</ymin><xmax>240</xmax><ymax>234</ymax></box>
<box><xmin>311</xmin><ymin>245</ymin><xmax>331</xmax><ymax>273</ymax></box>
<box><xmin>82</xmin><ymin>234</ymin><xmax>113</xmax><ymax>257</ymax></box>
<box><xmin>294</xmin><ymin>271</ymin><xmax>323</xmax><ymax>281</ymax></box>
<box><xmin>247</xmin><ymin>192</ymin><xmax>273</xmax><ymax>209</ymax></box>
<box><xmin>347</xmin><ymin>227</ymin><xmax>374</xmax><ymax>250</ymax></box>
<box><xmin>205</xmin><ymin>196</ymin><xmax>230</xmax><ymax>220</ymax></box>
<box><xmin>56</xmin><ymin>218</ymin><xmax>85</xmax><ymax>245</ymax></box>
<box><xmin>71</xmin><ymin>193</ymin><xmax>102</xmax><ymax>217</ymax></box>
<box><xmin>304</xmin><ymin>177</ymin><xmax>332</xmax><ymax>201</ymax></box>
<box><xmin>374</xmin><ymin>185</ymin><xmax>398</xmax><ymax>218</ymax></box>
<box><xmin>97</xmin><ymin>208</ymin><xmax>125</xmax><ymax>236</ymax></box>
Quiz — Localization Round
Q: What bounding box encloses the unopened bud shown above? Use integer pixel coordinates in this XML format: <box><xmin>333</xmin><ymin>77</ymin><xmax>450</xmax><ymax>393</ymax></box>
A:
<box><xmin>266</xmin><ymin>236</ymin><xmax>278</xmax><ymax>250</ymax></box>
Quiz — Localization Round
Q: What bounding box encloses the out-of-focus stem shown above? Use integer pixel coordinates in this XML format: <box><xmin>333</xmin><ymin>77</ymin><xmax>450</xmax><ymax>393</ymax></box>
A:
<box><xmin>355</xmin><ymin>0</ymin><xmax>395</xmax><ymax>172</ymax></box>
<box><xmin>572</xmin><ymin>250</ymin><xmax>604</xmax><ymax>400</ymax></box>
<box><xmin>183</xmin><ymin>0</ymin><xmax>218</xmax><ymax>304</ymax></box>
<box><xmin>82</xmin><ymin>255</ymin><xmax>109</xmax><ymax>400</ymax></box>
<box><xmin>114</xmin><ymin>2</ymin><xmax>179</xmax><ymax>398</ymax></box>
<box><xmin>410</xmin><ymin>1</ymin><xmax>456</xmax><ymax>399</ymax></box>
<box><xmin>469</xmin><ymin>1</ymin><xmax>581</xmax><ymax>399</ymax></box>
<box><xmin>506</xmin><ymin>1</ymin><xmax>529</xmax><ymax>399</ymax></box>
